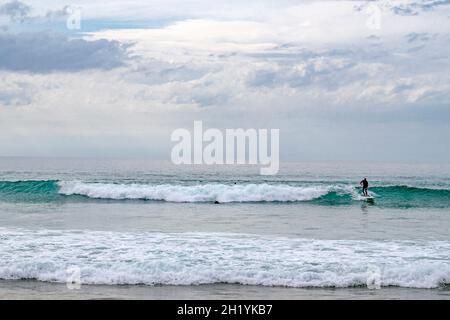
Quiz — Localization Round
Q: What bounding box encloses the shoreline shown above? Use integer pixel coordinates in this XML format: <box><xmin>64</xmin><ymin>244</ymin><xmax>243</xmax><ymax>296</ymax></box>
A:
<box><xmin>0</xmin><ymin>280</ymin><xmax>449</xmax><ymax>300</ymax></box>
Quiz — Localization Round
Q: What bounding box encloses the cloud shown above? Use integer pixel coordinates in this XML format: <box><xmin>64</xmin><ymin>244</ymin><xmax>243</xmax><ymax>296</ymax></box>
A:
<box><xmin>0</xmin><ymin>0</ymin><xmax>30</xmax><ymax>22</ymax></box>
<box><xmin>395</xmin><ymin>0</ymin><xmax>450</xmax><ymax>13</ymax></box>
<box><xmin>0</xmin><ymin>1</ymin><xmax>449</xmax><ymax>161</ymax></box>
<box><xmin>87</xmin><ymin>12</ymin><xmax>450</xmax><ymax>113</ymax></box>
<box><xmin>0</xmin><ymin>32</ymin><xmax>132</xmax><ymax>72</ymax></box>
<box><xmin>0</xmin><ymin>79</ymin><xmax>35</xmax><ymax>106</ymax></box>
<box><xmin>246</xmin><ymin>56</ymin><xmax>356</xmax><ymax>89</ymax></box>
<box><xmin>44</xmin><ymin>5</ymin><xmax>71</xmax><ymax>20</ymax></box>
<box><xmin>354</xmin><ymin>0</ymin><xmax>450</xmax><ymax>16</ymax></box>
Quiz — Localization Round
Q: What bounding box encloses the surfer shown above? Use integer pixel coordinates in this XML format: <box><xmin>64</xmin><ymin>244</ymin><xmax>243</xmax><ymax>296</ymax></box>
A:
<box><xmin>360</xmin><ymin>178</ymin><xmax>369</xmax><ymax>196</ymax></box>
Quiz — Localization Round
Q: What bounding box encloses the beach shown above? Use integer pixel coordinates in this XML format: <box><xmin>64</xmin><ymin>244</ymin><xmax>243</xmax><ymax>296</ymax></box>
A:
<box><xmin>1</xmin><ymin>0</ymin><xmax>450</xmax><ymax>303</ymax></box>
<box><xmin>1</xmin><ymin>281</ymin><xmax>449</xmax><ymax>300</ymax></box>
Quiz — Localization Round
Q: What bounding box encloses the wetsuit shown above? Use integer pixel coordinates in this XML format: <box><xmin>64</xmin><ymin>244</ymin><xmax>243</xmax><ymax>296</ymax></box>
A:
<box><xmin>360</xmin><ymin>179</ymin><xmax>369</xmax><ymax>196</ymax></box>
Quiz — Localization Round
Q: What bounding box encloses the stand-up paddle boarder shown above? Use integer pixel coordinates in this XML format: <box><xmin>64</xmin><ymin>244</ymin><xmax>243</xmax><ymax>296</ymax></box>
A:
<box><xmin>360</xmin><ymin>178</ymin><xmax>369</xmax><ymax>196</ymax></box>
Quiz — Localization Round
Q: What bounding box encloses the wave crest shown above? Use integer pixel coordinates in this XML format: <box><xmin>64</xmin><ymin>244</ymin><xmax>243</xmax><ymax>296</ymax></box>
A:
<box><xmin>58</xmin><ymin>181</ymin><xmax>336</xmax><ymax>203</ymax></box>
<box><xmin>1</xmin><ymin>180</ymin><xmax>450</xmax><ymax>207</ymax></box>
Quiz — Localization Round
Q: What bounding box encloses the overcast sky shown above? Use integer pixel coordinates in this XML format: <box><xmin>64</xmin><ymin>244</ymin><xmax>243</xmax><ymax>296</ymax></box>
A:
<box><xmin>0</xmin><ymin>0</ymin><xmax>449</xmax><ymax>162</ymax></box>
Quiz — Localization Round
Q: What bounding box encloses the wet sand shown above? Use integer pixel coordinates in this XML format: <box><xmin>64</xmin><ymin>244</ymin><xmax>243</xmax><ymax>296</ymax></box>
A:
<box><xmin>0</xmin><ymin>280</ymin><xmax>449</xmax><ymax>300</ymax></box>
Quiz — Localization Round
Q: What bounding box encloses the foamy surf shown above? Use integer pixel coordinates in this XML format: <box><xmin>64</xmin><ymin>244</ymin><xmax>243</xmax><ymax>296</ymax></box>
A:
<box><xmin>57</xmin><ymin>181</ymin><xmax>337</xmax><ymax>203</ymax></box>
<box><xmin>0</xmin><ymin>228</ymin><xmax>448</xmax><ymax>288</ymax></box>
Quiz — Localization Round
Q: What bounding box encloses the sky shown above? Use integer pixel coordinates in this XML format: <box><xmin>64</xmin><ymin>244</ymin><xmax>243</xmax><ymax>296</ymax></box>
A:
<box><xmin>0</xmin><ymin>0</ymin><xmax>449</xmax><ymax>162</ymax></box>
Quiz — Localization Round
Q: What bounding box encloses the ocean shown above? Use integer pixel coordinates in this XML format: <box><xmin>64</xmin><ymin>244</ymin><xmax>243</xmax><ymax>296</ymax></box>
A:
<box><xmin>0</xmin><ymin>157</ymin><xmax>449</xmax><ymax>299</ymax></box>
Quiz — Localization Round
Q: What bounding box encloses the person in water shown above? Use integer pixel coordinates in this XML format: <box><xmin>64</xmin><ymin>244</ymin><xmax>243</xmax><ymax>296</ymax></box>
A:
<box><xmin>360</xmin><ymin>178</ymin><xmax>369</xmax><ymax>196</ymax></box>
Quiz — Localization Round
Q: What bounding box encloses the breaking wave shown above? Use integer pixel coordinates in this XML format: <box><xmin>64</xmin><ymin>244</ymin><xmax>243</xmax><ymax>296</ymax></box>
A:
<box><xmin>0</xmin><ymin>180</ymin><xmax>450</xmax><ymax>207</ymax></box>
<box><xmin>0</xmin><ymin>229</ymin><xmax>448</xmax><ymax>288</ymax></box>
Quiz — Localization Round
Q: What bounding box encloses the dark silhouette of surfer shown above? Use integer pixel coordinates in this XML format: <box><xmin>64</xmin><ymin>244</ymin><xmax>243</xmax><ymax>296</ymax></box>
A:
<box><xmin>360</xmin><ymin>178</ymin><xmax>369</xmax><ymax>196</ymax></box>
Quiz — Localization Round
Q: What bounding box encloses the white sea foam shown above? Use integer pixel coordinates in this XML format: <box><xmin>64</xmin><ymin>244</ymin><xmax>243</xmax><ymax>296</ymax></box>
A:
<box><xmin>0</xmin><ymin>228</ymin><xmax>448</xmax><ymax>288</ymax></box>
<box><xmin>58</xmin><ymin>182</ymin><xmax>341</xmax><ymax>202</ymax></box>
<box><xmin>351</xmin><ymin>191</ymin><xmax>377</xmax><ymax>201</ymax></box>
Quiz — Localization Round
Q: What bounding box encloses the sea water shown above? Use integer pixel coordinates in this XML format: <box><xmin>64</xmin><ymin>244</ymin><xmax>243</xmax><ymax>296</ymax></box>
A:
<box><xmin>0</xmin><ymin>158</ymin><xmax>449</xmax><ymax>291</ymax></box>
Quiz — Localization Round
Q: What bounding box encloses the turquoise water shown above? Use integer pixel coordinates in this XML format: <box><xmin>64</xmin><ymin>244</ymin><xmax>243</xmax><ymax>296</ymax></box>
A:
<box><xmin>1</xmin><ymin>180</ymin><xmax>450</xmax><ymax>209</ymax></box>
<box><xmin>0</xmin><ymin>158</ymin><xmax>449</xmax><ymax>289</ymax></box>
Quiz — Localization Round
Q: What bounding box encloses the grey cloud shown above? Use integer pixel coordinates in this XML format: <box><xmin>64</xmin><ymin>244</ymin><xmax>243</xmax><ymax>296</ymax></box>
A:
<box><xmin>190</xmin><ymin>90</ymin><xmax>230</xmax><ymax>107</ymax></box>
<box><xmin>0</xmin><ymin>81</ymin><xmax>35</xmax><ymax>106</ymax></box>
<box><xmin>354</xmin><ymin>0</ymin><xmax>450</xmax><ymax>16</ymax></box>
<box><xmin>45</xmin><ymin>5</ymin><xmax>71</xmax><ymax>20</ymax></box>
<box><xmin>248</xmin><ymin>70</ymin><xmax>277</xmax><ymax>87</ymax></box>
<box><xmin>245</xmin><ymin>47</ymin><xmax>355</xmax><ymax>88</ymax></box>
<box><xmin>406</xmin><ymin>32</ymin><xmax>432</xmax><ymax>43</ymax></box>
<box><xmin>0</xmin><ymin>1</ymin><xmax>71</xmax><ymax>24</ymax></box>
<box><xmin>419</xmin><ymin>0</ymin><xmax>450</xmax><ymax>9</ymax></box>
<box><xmin>391</xmin><ymin>6</ymin><xmax>418</xmax><ymax>16</ymax></box>
<box><xmin>126</xmin><ymin>58</ymin><xmax>226</xmax><ymax>107</ymax></box>
<box><xmin>391</xmin><ymin>0</ymin><xmax>450</xmax><ymax>15</ymax></box>
<box><xmin>127</xmin><ymin>59</ymin><xmax>209</xmax><ymax>85</ymax></box>
<box><xmin>0</xmin><ymin>0</ymin><xmax>30</xmax><ymax>22</ymax></box>
<box><xmin>0</xmin><ymin>32</ymin><xmax>132</xmax><ymax>72</ymax></box>
<box><xmin>247</xmin><ymin>57</ymin><xmax>356</xmax><ymax>89</ymax></box>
